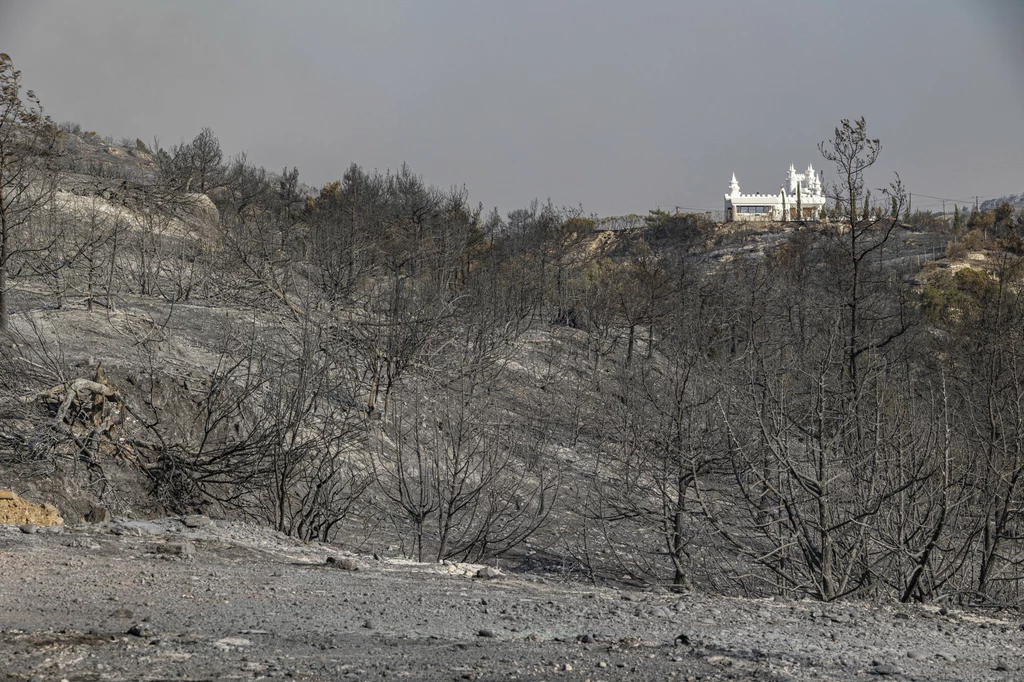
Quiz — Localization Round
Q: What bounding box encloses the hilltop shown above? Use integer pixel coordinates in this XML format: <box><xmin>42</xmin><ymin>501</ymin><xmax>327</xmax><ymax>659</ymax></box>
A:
<box><xmin>981</xmin><ymin>192</ymin><xmax>1024</xmax><ymax>212</ymax></box>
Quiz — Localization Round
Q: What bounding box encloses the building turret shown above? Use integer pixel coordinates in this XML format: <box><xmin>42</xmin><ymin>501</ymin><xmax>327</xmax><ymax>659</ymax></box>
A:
<box><xmin>729</xmin><ymin>173</ymin><xmax>741</xmax><ymax>196</ymax></box>
<box><xmin>804</xmin><ymin>163</ymin><xmax>819</xmax><ymax>195</ymax></box>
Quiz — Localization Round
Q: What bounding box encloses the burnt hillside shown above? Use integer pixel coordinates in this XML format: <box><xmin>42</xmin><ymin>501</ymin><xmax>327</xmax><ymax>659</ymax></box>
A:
<box><xmin>4</xmin><ymin>91</ymin><xmax>1024</xmax><ymax>606</ymax></box>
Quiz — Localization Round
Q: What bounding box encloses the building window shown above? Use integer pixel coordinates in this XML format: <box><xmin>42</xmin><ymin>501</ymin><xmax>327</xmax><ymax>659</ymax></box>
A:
<box><xmin>738</xmin><ymin>205</ymin><xmax>770</xmax><ymax>214</ymax></box>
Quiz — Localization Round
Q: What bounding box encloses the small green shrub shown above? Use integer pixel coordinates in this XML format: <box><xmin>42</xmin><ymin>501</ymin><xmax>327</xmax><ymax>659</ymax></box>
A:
<box><xmin>960</xmin><ymin>229</ymin><xmax>987</xmax><ymax>251</ymax></box>
<box><xmin>945</xmin><ymin>239</ymin><xmax>967</xmax><ymax>261</ymax></box>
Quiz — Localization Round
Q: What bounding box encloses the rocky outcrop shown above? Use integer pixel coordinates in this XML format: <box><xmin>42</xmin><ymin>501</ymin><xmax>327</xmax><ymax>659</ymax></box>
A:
<box><xmin>0</xmin><ymin>490</ymin><xmax>64</xmax><ymax>526</ymax></box>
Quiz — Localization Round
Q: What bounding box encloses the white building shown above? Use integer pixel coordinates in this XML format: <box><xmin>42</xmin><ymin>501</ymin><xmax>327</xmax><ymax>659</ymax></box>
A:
<box><xmin>724</xmin><ymin>164</ymin><xmax>827</xmax><ymax>222</ymax></box>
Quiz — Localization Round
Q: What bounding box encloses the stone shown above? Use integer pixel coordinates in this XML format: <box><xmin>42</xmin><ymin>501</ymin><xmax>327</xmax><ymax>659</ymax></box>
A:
<box><xmin>0</xmin><ymin>491</ymin><xmax>64</xmax><ymax>526</ymax></box>
<box><xmin>18</xmin><ymin>524</ymin><xmax>37</xmax><ymax>534</ymax></box>
<box><xmin>156</xmin><ymin>542</ymin><xmax>195</xmax><ymax>558</ymax></box>
<box><xmin>598</xmin><ymin>662</ymin><xmax>608</xmax><ymax>668</ymax></box>
<box><xmin>562</xmin><ymin>664</ymin><xmax>573</xmax><ymax>672</ymax></box>
<box><xmin>475</xmin><ymin>566</ymin><xmax>501</xmax><ymax>579</ymax></box>
<box><xmin>906</xmin><ymin>650</ymin><xmax>927</xmax><ymax>660</ymax></box>
<box><xmin>86</xmin><ymin>506</ymin><xmax>111</xmax><ymax>523</ymax></box>
<box><xmin>181</xmin><ymin>515</ymin><xmax>210</xmax><ymax>528</ymax></box>
<box><xmin>127</xmin><ymin>624</ymin><xmax>151</xmax><ymax>637</ymax></box>
<box><xmin>477</xmin><ymin>629</ymin><xmax>496</xmax><ymax>638</ymax></box>
<box><xmin>214</xmin><ymin>637</ymin><xmax>253</xmax><ymax>648</ymax></box>
<box><xmin>580</xmin><ymin>634</ymin><xmax>595</xmax><ymax>644</ymax></box>
<box><xmin>325</xmin><ymin>556</ymin><xmax>359</xmax><ymax>571</ymax></box>
<box><xmin>872</xmin><ymin>662</ymin><xmax>900</xmax><ymax>675</ymax></box>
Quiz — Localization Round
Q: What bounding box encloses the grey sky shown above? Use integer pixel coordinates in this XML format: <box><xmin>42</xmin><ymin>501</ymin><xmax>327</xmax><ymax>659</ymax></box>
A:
<box><xmin>1</xmin><ymin>0</ymin><xmax>1021</xmax><ymax>217</ymax></box>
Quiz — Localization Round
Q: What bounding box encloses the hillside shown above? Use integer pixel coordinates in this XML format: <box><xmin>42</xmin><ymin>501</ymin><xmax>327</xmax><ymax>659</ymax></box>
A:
<box><xmin>1</xmin><ymin>82</ymin><xmax>1024</xmax><ymax>624</ymax></box>
<box><xmin>981</xmin><ymin>192</ymin><xmax>1024</xmax><ymax>212</ymax></box>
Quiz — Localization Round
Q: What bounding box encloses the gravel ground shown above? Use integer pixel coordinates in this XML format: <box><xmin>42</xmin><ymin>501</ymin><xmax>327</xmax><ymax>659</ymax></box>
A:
<box><xmin>1</xmin><ymin>519</ymin><xmax>1022</xmax><ymax>681</ymax></box>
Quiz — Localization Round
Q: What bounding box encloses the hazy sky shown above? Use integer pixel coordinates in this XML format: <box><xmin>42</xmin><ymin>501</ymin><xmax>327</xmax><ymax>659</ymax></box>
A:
<box><xmin>1</xmin><ymin>0</ymin><xmax>1021</xmax><ymax>216</ymax></box>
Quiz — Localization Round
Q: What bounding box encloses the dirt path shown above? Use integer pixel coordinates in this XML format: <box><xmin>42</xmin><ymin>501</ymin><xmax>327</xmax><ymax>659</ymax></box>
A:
<box><xmin>1</xmin><ymin>519</ymin><xmax>1021</xmax><ymax>681</ymax></box>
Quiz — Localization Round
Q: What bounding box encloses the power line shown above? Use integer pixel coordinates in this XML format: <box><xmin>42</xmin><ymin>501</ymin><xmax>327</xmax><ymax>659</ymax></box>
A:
<box><xmin>905</xmin><ymin>192</ymin><xmax>977</xmax><ymax>204</ymax></box>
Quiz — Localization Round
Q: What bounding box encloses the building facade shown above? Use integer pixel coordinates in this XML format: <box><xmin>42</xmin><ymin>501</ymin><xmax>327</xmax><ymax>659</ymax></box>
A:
<box><xmin>724</xmin><ymin>164</ymin><xmax>827</xmax><ymax>222</ymax></box>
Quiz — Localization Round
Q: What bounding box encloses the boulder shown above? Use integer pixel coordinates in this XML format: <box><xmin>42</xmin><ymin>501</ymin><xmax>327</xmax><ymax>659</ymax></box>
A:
<box><xmin>475</xmin><ymin>566</ymin><xmax>502</xmax><ymax>579</ymax></box>
<box><xmin>86</xmin><ymin>505</ymin><xmax>111</xmax><ymax>523</ymax></box>
<box><xmin>325</xmin><ymin>556</ymin><xmax>359</xmax><ymax>571</ymax></box>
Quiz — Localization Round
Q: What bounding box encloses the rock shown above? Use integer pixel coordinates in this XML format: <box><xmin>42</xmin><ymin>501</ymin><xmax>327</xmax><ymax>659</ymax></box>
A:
<box><xmin>111</xmin><ymin>608</ymin><xmax>134</xmax><ymax>619</ymax></box>
<box><xmin>477</xmin><ymin>629</ymin><xmax>496</xmax><ymax>638</ymax></box>
<box><xmin>181</xmin><ymin>515</ymin><xmax>210</xmax><ymax>529</ymax></box>
<box><xmin>214</xmin><ymin>637</ymin><xmax>253</xmax><ymax>648</ymax></box>
<box><xmin>127</xmin><ymin>624</ymin><xmax>151</xmax><ymax>637</ymax></box>
<box><xmin>598</xmin><ymin>661</ymin><xmax>608</xmax><ymax>668</ymax></box>
<box><xmin>362</xmin><ymin>620</ymin><xmax>374</xmax><ymax>629</ymax></box>
<box><xmin>994</xmin><ymin>659</ymin><xmax>1011</xmax><ymax>671</ymax></box>
<box><xmin>938</xmin><ymin>606</ymin><xmax>949</xmax><ymax>616</ymax></box>
<box><xmin>906</xmin><ymin>650</ymin><xmax>927</xmax><ymax>660</ymax></box>
<box><xmin>562</xmin><ymin>664</ymin><xmax>573</xmax><ymax>672</ymax></box>
<box><xmin>580</xmin><ymin>634</ymin><xmax>595</xmax><ymax>644</ymax></box>
<box><xmin>18</xmin><ymin>523</ymin><xmax>37</xmax><ymax>534</ymax></box>
<box><xmin>475</xmin><ymin>566</ymin><xmax>501</xmax><ymax>579</ymax></box>
<box><xmin>0</xmin><ymin>491</ymin><xmax>64</xmax><ymax>527</ymax></box>
<box><xmin>325</xmin><ymin>556</ymin><xmax>359</xmax><ymax>571</ymax></box>
<box><xmin>674</xmin><ymin>633</ymin><xmax>692</xmax><ymax>646</ymax></box>
<box><xmin>156</xmin><ymin>542</ymin><xmax>195</xmax><ymax>559</ymax></box>
<box><xmin>86</xmin><ymin>506</ymin><xmax>111</xmax><ymax>523</ymax></box>
<box><xmin>652</xmin><ymin>606</ymin><xmax>673</xmax><ymax>618</ymax></box>
<box><xmin>872</xmin><ymin>662</ymin><xmax>901</xmax><ymax>675</ymax></box>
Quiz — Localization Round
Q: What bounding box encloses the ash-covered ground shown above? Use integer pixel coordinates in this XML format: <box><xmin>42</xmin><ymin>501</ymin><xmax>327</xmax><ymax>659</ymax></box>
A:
<box><xmin>1</xmin><ymin>518</ymin><xmax>1021</xmax><ymax>681</ymax></box>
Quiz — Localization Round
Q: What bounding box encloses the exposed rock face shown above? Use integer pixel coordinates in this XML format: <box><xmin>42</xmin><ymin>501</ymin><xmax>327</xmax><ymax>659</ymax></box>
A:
<box><xmin>0</xmin><ymin>490</ymin><xmax>64</xmax><ymax>527</ymax></box>
<box><xmin>183</xmin><ymin>192</ymin><xmax>220</xmax><ymax>224</ymax></box>
<box><xmin>980</xmin><ymin>192</ymin><xmax>1024</xmax><ymax>212</ymax></box>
